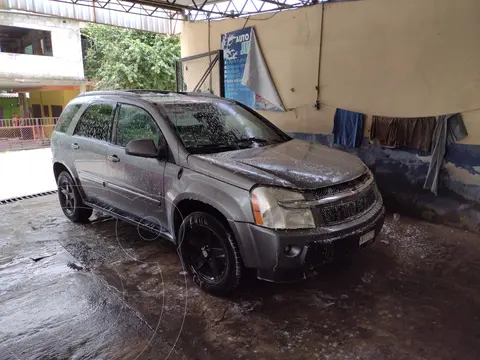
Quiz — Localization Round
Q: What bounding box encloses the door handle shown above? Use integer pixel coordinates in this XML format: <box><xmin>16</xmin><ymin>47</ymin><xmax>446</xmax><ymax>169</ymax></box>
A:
<box><xmin>108</xmin><ymin>155</ymin><xmax>120</xmax><ymax>163</ymax></box>
<box><xmin>71</xmin><ymin>143</ymin><xmax>79</xmax><ymax>150</ymax></box>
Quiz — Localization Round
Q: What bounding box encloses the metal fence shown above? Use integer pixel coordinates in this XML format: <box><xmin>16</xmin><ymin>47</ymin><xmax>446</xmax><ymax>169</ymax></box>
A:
<box><xmin>0</xmin><ymin>118</ymin><xmax>58</xmax><ymax>151</ymax></box>
<box><xmin>175</xmin><ymin>50</ymin><xmax>225</xmax><ymax>97</ymax></box>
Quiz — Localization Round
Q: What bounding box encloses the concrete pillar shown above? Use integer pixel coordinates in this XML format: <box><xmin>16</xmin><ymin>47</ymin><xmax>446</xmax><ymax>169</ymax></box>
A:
<box><xmin>18</xmin><ymin>93</ymin><xmax>30</xmax><ymax>118</ymax></box>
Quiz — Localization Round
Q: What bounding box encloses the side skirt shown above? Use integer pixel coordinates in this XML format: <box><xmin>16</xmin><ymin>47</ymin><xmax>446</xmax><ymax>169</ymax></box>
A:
<box><xmin>84</xmin><ymin>200</ymin><xmax>174</xmax><ymax>243</ymax></box>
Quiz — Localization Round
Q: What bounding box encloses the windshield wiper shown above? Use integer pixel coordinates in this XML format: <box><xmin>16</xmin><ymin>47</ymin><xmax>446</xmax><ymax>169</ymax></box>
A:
<box><xmin>189</xmin><ymin>144</ymin><xmax>237</xmax><ymax>149</ymax></box>
<box><xmin>234</xmin><ymin>137</ymin><xmax>283</xmax><ymax>146</ymax></box>
<box><xmin>187</xmin><ymin>144</ymin><xmax>239</xmax><ymax>153</ymax></box>
<box><xmin>234</xmin><ymin>137</ymin><xmax>270</xmax><ymax>144</ymax></box>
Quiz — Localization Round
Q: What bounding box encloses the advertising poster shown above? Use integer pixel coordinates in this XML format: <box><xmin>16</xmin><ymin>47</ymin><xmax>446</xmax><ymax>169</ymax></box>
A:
<box><xmin>221</xmin><ymin>27</ymin><xmax>284</xmax><ymax>111</ymax></box>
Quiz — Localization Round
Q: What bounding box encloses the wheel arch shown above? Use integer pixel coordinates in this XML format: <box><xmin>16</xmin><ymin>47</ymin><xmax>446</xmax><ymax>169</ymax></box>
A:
<box><xmin>53</xmin><ymin>162</ymin><xmax>71</xmax><ymax>181</ymax></box>
<box><xmin>53</xmin><ymin>161</ymin><xmax>86</xmax><ymax>200</ymax></box>
<box><xmin>172</xmin><ymin>198</ymin><xmax>232</xmax><ymax>242</ymax></box>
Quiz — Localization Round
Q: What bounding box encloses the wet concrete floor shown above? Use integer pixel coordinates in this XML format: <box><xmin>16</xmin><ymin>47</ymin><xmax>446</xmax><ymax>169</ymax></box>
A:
<box><xmin>1</xmin><ymin>195</ymin><xmax>479</xmax><ymax>359</ymax></box>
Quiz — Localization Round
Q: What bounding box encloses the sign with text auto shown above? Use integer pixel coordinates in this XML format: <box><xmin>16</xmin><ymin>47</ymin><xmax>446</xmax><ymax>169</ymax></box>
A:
<box><xmin>221</xmin><ymin>27</ymin><xmax>284</xmax><ymax>111</ymax></box>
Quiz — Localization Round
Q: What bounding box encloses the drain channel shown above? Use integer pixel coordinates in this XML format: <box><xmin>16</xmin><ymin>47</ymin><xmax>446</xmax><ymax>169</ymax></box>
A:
<box><xmin>0</xmin><ymin>190</ymin><xmax>58</xmax><ymax>206</ymax></box>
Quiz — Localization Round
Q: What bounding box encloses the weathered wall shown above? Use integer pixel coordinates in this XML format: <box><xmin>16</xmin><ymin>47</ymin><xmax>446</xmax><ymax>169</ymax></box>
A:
<box><xmin>181</xmin><ymin>0</ymin><xmax>480</xmax><ymax>231</ymax></box>
<box><xmin>61</xmin><ymin>90</ymin><xmax>81</xmax><ymax>108</ymax></box>
<box><xmin>0</xmin><ymin>12</ymin><xmax>84</xmax><ymax>81</ymax></box>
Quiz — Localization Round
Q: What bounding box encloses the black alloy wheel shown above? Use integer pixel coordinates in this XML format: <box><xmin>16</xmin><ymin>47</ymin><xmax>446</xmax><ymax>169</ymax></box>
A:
<box><xmin>57</xmin><ymin>171</ymin><xmax>93</xmax><ymax>223</ymax></box>
<box><xmin>187</xmin><ymin>225</ymin><xmax>228</xmax><ymax>282</ymax></box>
<box><xmin>178</xmin><ymin>212</ymin><xmax>242</xmax><ymax>295</ymax></box>
<box><xmin>59</xmin><ymin>177</ymin><xmax>75</xmax><ymax>217</ymax></box>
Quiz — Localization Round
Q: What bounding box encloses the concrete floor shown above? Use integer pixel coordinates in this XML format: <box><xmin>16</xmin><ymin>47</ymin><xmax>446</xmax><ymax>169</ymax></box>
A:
<box><xmin>1</xmin><ymin>195</ymin><xmax>479</xmax><ymax>360</ymax></box>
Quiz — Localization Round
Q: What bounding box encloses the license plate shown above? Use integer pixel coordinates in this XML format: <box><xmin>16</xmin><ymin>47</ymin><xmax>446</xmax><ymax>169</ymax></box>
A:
<box><xmin>359</xmin><ymin>230</ymin><xmax>375</xmax><ymax>245</ymax></box>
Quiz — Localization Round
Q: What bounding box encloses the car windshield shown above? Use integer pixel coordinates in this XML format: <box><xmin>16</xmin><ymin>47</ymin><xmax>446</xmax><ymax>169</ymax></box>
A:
<box><xmin>161</xmin><ymin>101</ymin><xmax>289</xmax><ymax>154</ymax></box>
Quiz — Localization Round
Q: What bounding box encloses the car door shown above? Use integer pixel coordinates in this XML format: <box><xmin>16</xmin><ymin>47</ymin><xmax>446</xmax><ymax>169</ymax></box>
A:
<box><xmin>105</xmin><ymin>103</ymin><xmax>168</xmax><ymax>231</ymax></box>
<box><xmin>71</xmin><ymin>101</ymin><xmax>116</xmax><ymax>205</ymax></box>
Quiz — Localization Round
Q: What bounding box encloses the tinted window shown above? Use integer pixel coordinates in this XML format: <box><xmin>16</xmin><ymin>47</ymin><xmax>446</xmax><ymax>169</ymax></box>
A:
<box><xmin>55</xmin><ymin>103</ymin><xmax>81</xmax><ymax>133</ymax></box>
<box><xmin>74</xmin><ymin>103</ymin><xmax>114</xmax><ymax>141</ymax></box>
<box><xmin>116</xmin><ymin>104</ymin><xmax>162</xmax><ymax>147</ymax></box>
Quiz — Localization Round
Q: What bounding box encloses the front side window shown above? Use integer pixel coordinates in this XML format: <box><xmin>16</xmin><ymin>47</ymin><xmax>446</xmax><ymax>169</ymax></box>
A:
<box><xmin>162</xmin><ymin>101</ymin><xmax>289</xmax><ymax>154</ymax></box>
<box><xmin>55</xmin><ymin>103</ymin><xmax>81</xmax><ymax>133</ymax></box>
<box><xmin>116</xmin><ymin>104</ymin><xmax>162</xmax><ymax>147</ymax></box>
<box><xmin>74</xmin><ymin>103</ymin><xmax>114</xmax><ymax>141</ymax></box>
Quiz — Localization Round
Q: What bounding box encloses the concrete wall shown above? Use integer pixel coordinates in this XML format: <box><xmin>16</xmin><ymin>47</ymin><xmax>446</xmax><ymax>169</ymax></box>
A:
<box><xmin>0</xmin><ymin>12</ymin><xmax>84</xmax><ymax>81</ymax></box>
<box><xmin>181</xmin><ymin>0</ymin><xmax>480</xmax><ymax>232</ymax></box>
<box><xmin>29</xmin><ymin>89</ymin><xmax>80</xmax><ymax>117</ymax></box>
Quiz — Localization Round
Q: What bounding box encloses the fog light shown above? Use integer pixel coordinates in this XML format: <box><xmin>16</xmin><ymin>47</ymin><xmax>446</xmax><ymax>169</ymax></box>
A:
<box><xmin>284</xmin><ymin>245</ymin><xmax>302</xmax><ymax>257</ymax></box>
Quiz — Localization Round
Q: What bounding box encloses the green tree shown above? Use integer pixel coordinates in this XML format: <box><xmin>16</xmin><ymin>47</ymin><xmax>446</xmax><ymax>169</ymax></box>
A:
<box><xmin>82</xmin><ymin>24</ymin><xmax>180</xmax><ymax>90</ymax></box>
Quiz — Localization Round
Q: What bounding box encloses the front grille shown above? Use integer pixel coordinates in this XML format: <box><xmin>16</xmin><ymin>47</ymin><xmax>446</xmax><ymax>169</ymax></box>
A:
<box><xmin>319</xmin><ymin>185</ymin><xmax>376</xmax><ymax>225</ymax></box>
<box><xmin>314</xmin><ymin>172</ymin><xmax>369</xmax><ymax>199</ymax></box>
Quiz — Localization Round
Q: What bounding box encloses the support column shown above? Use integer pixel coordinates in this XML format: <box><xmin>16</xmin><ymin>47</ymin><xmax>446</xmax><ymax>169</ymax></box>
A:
<box><xmin>18</xmin><ymin>92</ymin><xmax>30</xmax><ymax>118</ymax></box>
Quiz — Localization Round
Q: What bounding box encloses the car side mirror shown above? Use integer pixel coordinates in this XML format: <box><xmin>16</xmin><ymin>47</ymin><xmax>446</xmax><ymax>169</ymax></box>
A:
<box><xmin>125</xmin><ymin>139</ymin><xmax>159</xmax><ymax>158</ymax></box>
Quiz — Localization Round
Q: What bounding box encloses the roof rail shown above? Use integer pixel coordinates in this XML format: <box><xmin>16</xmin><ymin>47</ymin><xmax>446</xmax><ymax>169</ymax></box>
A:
<box><xmin>126</xmin><ymin>89</ymin><xmax>173</xmax><ymax>95</ymax></box>
<box><xmin>77</xmin><ymin>90</ymin><xmax>136</xmax><ymax>97</ymax></box>
<box><xmin>179</xmin><ymin>91</ymin><xmax>222</xmax><ymax>99</ymax></box>
<box><xmin>77</xmin><ymin>89</ymin><xmax>229</xmax><ymax>101</ymax></box>
<box><xmin>127</xmin><ymin>89</ymin><xmax>223</xmax><ymax>98</ymax></box>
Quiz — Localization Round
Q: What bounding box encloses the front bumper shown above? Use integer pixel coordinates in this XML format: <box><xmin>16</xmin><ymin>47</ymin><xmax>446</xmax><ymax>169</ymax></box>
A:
<box><xmin>229</xmin><ymin>201</ymin><xmax>385</xmax><ymax>282</ymax></box>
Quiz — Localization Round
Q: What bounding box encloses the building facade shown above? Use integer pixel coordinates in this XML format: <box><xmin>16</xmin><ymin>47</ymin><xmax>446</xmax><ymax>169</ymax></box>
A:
<box><xmin>0</xmin><ymin>10</ymin><xmax>86</xmax><ymax>119</ymax></box>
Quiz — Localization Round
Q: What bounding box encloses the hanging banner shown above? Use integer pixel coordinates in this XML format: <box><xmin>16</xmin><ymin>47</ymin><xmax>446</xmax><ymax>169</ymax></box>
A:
<box><xmin>221</xmin><ymin>27</ymin><xmax>284</xmax><ymax>111</ymax></box>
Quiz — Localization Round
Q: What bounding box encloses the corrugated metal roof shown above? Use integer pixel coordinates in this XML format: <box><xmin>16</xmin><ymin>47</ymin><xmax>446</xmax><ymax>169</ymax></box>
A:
<box><xmin>0</xmin><ymin>0</ymin><xmax>183</xmax><ymax>34</ymax></box>
<box><xmin>1</xmin><ymin>0</ymin><xmax>317</xmax><ymax>25</ymax></box>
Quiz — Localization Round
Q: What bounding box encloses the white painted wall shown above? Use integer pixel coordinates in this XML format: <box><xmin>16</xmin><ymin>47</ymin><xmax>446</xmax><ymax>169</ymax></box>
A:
<box><xmin>0</xmin><ymin>11</ymin><xmax>84</xmax><ymax>81</ymax></box>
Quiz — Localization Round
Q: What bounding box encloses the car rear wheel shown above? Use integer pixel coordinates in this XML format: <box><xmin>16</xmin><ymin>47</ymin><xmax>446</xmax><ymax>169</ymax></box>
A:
<box><xmin>178</xmin><ymin>212</ymin><xmax>242</xmax><ymax>295</ymax></box>
<box><xmin>57</xmin><ymin>171</ymin><xmax>92</xmax><ymax>223</ymax></box>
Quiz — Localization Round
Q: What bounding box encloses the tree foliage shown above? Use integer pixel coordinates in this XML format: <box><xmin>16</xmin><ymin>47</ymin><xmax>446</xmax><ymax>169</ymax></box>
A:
<box><xmin>82</xmin><ymin>24</ymin><xmax>180</xmax><ymax>90</ymax></box>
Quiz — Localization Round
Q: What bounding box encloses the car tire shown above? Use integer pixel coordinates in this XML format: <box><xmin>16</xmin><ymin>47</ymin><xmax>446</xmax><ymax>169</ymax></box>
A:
<box><xmin>178</xmin><ymin>211</ymin><xmax>242</xmax><ymax>295</ymax></box>
<box><xmin>57</xmin><ymin>171</ymin><xmax>93</xmax><ymax>223</ymax></box>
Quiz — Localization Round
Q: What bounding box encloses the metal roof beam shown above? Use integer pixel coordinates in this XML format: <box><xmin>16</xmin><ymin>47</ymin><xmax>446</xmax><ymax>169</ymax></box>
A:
<box><xmin>0</xmin><ymin>0</ymin><xmax>318</xmax><ymax>25</ymax></box>
<box><xmin>259</xmin><ymin>0</ymin><xmax>294</xmax><ymax>8</ymax></box>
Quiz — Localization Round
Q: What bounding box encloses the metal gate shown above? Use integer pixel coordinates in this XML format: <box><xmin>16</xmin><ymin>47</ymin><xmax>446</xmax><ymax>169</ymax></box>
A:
<box><xmin>175</xmin><ymin>50</ymin><xmax>225</xmax><ymax>97</ymax></box>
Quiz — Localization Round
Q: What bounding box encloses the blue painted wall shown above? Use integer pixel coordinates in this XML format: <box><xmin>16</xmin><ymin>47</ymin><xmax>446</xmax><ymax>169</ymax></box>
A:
<box><xmin>290</xmin><ymin>132</ymin><xmax>480</xmax><ymax>233</ymax></box>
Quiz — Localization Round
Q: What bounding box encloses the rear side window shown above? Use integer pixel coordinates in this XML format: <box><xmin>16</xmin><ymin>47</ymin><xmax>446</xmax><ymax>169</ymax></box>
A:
<box><xmin>74</xmin><ymin>103</ymin><xmax>115</xmax><ymax>141</ymax></box>
<box><xmin>55</xmin><ymin>103</ymin><xmax>81</xmax><ymax>133</ymax></box>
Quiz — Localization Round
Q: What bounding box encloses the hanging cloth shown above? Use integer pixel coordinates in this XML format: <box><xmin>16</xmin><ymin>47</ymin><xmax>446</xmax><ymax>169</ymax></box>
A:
<box><xmin>423</xmin><ymin>114</ymin><xmax>467</xmax><ymax>195</ymax></box>
<box><xmin>370</xmin><ymin>116</ymin><xmax>398</xmax><ymax>148</ymax></box>
<box><xmin>370</xmin><ymin>116</ymin><xmax>436</xmax><ymax>151</ymax></box>
<box><xmin>332</xmin><ymin>109</ymin><xmax>365</xmax><ymax>148</ymax></box>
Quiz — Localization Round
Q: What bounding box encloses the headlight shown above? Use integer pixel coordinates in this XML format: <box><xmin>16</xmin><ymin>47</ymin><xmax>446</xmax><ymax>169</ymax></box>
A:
<box><xmin>250</xmin><ymin>187</ymin><xmax>315</xmax><ymax>229</ymax></box>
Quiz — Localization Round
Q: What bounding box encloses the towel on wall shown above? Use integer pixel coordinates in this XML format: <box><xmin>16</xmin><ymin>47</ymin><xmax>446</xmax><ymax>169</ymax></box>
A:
<box><xmin>370</xmin><ymin>116</ymin><xmax>436</xmax><ymax>152</ymax></box>
<box><xmin>423</xmin><ymin>114</ymin><xmax>468</xmax><ymax>195</ymax></box>
<box><xmin>332</xmin><ymin>109</ymin><xmax>365</xmax><ymax>148</ymax></box>
<box><xmin>370</xmin><ymin>116</ymin><xmax>398</xmax><ymax>148</ymax></box>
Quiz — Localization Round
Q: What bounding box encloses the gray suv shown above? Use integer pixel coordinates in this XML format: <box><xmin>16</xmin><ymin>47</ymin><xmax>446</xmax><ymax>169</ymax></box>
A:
<box><xmin>51</xmin><ymin>90</ymin><xmax>384</xmax><ymax>295</ymax></box>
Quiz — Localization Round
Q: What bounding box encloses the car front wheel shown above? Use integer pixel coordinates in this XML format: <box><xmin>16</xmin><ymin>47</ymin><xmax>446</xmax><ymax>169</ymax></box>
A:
<box><xmin>178</xmin><ymin>212</ymin><xmax>242</xmax><ymax>295</ymax></box>
<box><xmin>57</xmin><ymin>171</ymin><xmax>92</xmax><ymax>223</ymax></box>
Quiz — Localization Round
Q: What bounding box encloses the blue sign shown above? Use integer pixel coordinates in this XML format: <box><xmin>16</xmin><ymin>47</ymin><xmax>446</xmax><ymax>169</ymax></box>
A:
<box><xmin>221</xmin><ymin>27</ymin><xmax>282</xmax><ymax>111</ymax></box>
<box><xmin>221</xmin><ymin>27</ymin><xmax>255</xmax><ymax>107</ymax></box>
